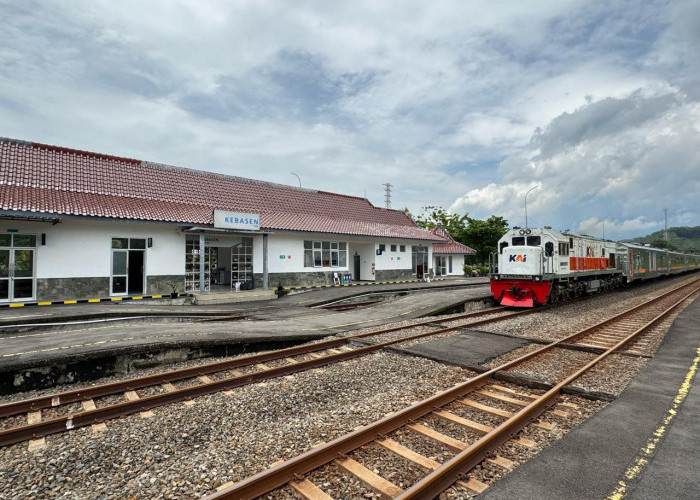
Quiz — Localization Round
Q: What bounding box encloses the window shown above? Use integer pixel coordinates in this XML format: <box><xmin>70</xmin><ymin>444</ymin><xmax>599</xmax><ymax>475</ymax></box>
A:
<box><xmin>512</xmin><ymin>237</ymin><xmax>525</xmax><ymax>246</ymax></box>
<box><xmin>448</xmin><ymin>256</ymin><xmax>453</xmax><ymax>273</ymax></box>
<box><xmin>322</xmin><ymin>241</ymin><xmax>330</xmax><ymax>266</ymax></box>
<box><xmin>314</xmin><ymin>241</ymin><xmax>322</xmax><ymax>267</ymax></box>
<box><xmin>378</xmin><ymin>244</ymin><xmax>386</xmax><ymax>252</ymax></box>
<box><xmin>558</xmin><ymin>242</ymin><xmax>569</xmax><ymax>255</ymax></box>
<box><xmin>304</xmin><ymin>241</ymin><xmax>313</xmax><ymax>267</ymax></box>
<box><xmin>390</xmin><ymin>244</ymin><xmax>397</xmax><ymax>252</ymax></box>
<box><xmin>544</xmin><ymin>242</ymin><xmax>554</xmax><ymax>257</ymax></box>
<box><xmin>500</xmin><ymin>242</ymin><xmax>509</xmax><ymax>253</ymax></box>
<box><xmin>13</xmin><ymin>235</ymin><xmax>36</xmax><ymax>247</ymax></box>
<box><xmin>526</xmin><ymin>236</ymin><xmax>541</xmax><ymax>246</ymax></box>
<box><xmin>304</xmin><ymin>240</ymin><xmax>347</xmax><ymax>268</ymax></box>
<box><xmin>400</xmin><ymin>245</ymin><xmax>406</xmax><ymax>252</ymax></box>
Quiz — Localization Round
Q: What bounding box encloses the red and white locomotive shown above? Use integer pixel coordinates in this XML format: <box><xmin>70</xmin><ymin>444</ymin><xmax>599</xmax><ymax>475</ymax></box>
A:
<box><xmin>489</xmin><ymin>226</ymin><xmax>699</xmax><ymax>307</ymax></box>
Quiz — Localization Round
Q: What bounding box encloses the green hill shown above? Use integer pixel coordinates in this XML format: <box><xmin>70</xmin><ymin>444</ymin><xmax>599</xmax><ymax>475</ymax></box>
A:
<box><xmin>623</xmin><ymin>226</ymin><xmax>700</xmax><ymax>253</ymax></box>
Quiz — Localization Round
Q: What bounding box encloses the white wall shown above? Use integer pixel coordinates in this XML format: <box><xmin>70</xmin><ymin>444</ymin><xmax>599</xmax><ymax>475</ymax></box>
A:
<box><xmin>373</xmin><ymin>240</ymin><xmax>413</xmax><ymax>271</ymax></box>
<box><xmin>0</xmin><ymin>218</ymin><xmax>437</xmax><ymax>282</ymax></box>
<box><xmin>434</xmin><ymin>254</ymin><xmax>465</xmax><ymax>276</ymax></box>
<box><xmin>266</xmin><ymin>234</ymin><xmax>308</xmax><ymax>273</ymax></box>
<box><xmin>0</xmin><ymin>218</ymin><xmax>184</xmax><ymax>279</ymax></box>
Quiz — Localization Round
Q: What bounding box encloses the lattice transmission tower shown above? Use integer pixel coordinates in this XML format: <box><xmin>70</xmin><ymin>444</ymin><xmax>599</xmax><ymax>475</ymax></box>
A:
<box><xmin>383</xmin><ymin>182</ymin><xmax>393</xmax><ymax>209</ymax></box>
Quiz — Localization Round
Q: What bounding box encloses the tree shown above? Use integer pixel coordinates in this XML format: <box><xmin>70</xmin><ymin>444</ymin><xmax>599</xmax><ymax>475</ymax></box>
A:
<box><xmin>461</xmin><ymin>216</ymin><xmax>509</xmax><ymax>264</ymax></box>
<box><xmin>649</xmin><ymin>239</ymin><xmax>678</xmax><ymax>251</ymax></box>
<box><xmin>413</xmin><ymin>206</ymin><xmax>468</xmax><ymax>238</ymax></box>
<box><xmin>412</xmin><ymin>206</ymin><xmax>509</xmax><ymax>264</ymax></box>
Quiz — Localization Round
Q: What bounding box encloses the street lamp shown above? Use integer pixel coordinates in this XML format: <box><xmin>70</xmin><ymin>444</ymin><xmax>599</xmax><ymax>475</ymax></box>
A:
<box><xmin>524</xmin><ymin>185</ymin><xmax>540</xmax><ymax>228</ymax></box>
<box><xmin>601</xmin><ymin>213</ymin><xmax>612</xmax><ymax>240</ymax></box>
<box><xmin>290</xmin><ymin>172</ymin><xmax>301</xmax><ymax>188</ymax></box>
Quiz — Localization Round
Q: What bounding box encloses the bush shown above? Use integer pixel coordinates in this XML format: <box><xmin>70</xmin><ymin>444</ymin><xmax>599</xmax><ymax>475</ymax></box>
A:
<box><xmin>463</xmin><ymin>264</ymin><xmax>473</xmax><ymax>276</ymax></box>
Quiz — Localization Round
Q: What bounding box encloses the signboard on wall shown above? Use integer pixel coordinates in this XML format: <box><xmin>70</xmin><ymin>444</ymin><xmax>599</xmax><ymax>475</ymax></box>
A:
<box><xmin>213</xmin><ymin>210</ymin><xmax>260</xmax><ymax>231</ymax></box>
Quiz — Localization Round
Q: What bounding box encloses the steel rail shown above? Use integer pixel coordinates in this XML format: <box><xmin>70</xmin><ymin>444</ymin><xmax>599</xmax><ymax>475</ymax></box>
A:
<box><xmin>205</xmin><ymin>278</ymin><xmax>699</xmax><ymax>499</ymax></box>
<box><xmin>396</xmin><ymin>285</ymin><xmax>700</xmax><ymax>499</ymax></box>
<box><xmin>0</xmin><ymin>306</ymin><xmax>509</xmax><ymax>418</ymax></box>
<box><xmin>0</xmin><ymin>308</ymin><xmax>533</xmax><ymax>446</ymax></box>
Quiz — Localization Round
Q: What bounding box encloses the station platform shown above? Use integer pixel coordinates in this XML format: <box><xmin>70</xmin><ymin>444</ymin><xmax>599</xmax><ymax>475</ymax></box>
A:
<box><xmin>0</xmin><ymin>278</ymin><xmax>491</xmax><ymax>391</ymax></box>
<box><xmin>478</xmin><ymin>296</ymin><xmax>700</xmax><ymax>500</ymax></box>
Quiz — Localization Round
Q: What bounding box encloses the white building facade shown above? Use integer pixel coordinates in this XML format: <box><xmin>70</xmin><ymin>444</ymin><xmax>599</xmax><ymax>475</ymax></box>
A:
<box><xmin>0</xmin><ymin>138</ymin><xmax>446</xmax><ymax>303</ymax></box>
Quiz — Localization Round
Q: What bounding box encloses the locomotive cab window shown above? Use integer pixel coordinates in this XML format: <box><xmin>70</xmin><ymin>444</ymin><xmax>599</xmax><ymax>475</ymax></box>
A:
<box><xmin>544</xmin><ymin>242</ymin><xmax>554</xmax><ymax>256</ymax></box>
<box><xmin>500</xmin><ymin>242</ymin><xmax>509</xmax><ymax>253</ymax></box>
<box><xmin>512</xmin><ymin>237</ymin><xmax>525</xmax><ymax>245</ymax></box>
<box><xmin>526</xmin><ymin>236</ymin><xmax>541</xmax><ymax>246</ymax></box>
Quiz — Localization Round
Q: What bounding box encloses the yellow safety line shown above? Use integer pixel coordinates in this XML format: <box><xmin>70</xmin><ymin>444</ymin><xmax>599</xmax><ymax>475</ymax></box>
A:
<box><xmin>606</xmin><ymin>344</ymin><xmax>700</xmax><ymax>499</ymax></box>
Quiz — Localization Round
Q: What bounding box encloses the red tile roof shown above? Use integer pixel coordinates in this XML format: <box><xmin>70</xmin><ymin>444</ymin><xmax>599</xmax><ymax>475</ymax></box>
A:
<box><xmin>0</xmin><ymin>138</ymin><xmax>443</xmax><ymax>241</ymax></box>
<box><xmin>430</xmin><ymin>225</ymin><xmax>476</xmax><ymax>254</ymax></box>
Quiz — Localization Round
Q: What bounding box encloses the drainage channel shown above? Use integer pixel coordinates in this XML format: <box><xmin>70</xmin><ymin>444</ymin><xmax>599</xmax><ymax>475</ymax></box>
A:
<box><xmin>0</xmin><ymin>338</ymin><xmax>313</xmax><ymax>395</ymax></box>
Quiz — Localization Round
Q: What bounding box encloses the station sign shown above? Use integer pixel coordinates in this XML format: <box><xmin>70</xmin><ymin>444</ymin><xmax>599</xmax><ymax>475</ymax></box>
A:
<box><xmin>213</xmin><ymin>210</ymin><xmax>260</xmax><ymax>231</ymax></box>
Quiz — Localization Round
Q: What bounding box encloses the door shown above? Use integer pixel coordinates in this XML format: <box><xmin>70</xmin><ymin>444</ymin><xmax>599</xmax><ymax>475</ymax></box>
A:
<box><xmin>353</xmin><ymin>254</ymin><xmax>361</xmax><ymax>281</ymax></box>
<box><xmin>0</xmin><ymin>234</ymin><xmax>37</xmax><ymax>302</ymax></box>
<box><xmin>127</xmin><ymin>250</ymin><xmax>144</xmax><ymax>294</ymax></box>
<box><xmin>12</xmin><ymin>249</ymin><xmax>35</xmax><ymax>299</ymax></box>
<box><xmin>111</xmin><ymin>238</ymin><xmax>146</xmax><ymax>295</ymax></box>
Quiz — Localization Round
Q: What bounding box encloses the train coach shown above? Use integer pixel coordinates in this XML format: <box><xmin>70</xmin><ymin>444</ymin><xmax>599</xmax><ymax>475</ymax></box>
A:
<box><xmin>489</xmin><ymin>226</ymin><xmax>699</xmax><ymax>307</ymax></box>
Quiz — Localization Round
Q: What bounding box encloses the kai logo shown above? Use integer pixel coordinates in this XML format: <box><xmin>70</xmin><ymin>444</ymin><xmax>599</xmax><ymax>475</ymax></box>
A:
<box><xmin>509</xmin><ymin>254</ymin><xmax>527</xmax><ymax>263</ymax></box>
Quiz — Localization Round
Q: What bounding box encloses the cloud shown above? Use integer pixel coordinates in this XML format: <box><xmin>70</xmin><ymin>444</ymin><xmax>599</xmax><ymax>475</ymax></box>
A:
<box><xmin>451</xmin><ymin>91</ymin><xmax>700</xmax><ymax>237</ymax></box>
<box><xmin>0</xmin><ymin>0</ymin><xmax>698</xmax><ymax>236</ymax></box>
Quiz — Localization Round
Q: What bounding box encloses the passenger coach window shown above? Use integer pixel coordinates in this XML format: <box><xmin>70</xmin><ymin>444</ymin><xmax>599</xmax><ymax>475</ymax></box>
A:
<box><xmin>512</xmin><ymin>237</ymin><xmax>525</xmax><ymax>245</ymax></box>
<box><xmin>526</xmin><ymin>236</ymin><xmax>541</xmax><ymax>246</ymax></box>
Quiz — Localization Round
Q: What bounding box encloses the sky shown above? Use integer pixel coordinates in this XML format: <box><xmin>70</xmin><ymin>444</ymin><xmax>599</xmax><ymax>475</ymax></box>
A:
<box><xmin>1</xmin><ymin>0</ymin><xmax>698</xmax><ymax>240</ymax></box>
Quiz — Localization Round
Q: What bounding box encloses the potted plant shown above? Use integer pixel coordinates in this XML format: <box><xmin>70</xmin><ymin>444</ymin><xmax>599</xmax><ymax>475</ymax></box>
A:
<box><xmin>167</xmin><ymin>282</ymin><xmax>180</xmax><ymax>299</ymax></box>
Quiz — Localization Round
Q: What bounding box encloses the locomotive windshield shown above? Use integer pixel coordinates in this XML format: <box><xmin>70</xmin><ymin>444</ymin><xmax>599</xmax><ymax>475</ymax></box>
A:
<box><xmin>512</xmin><ymin>237</ymin><xmax>525</xmax><ymax>245</ymax></box>
<box><xmin>526</xmin><ymin>236</ymin><xmax>541</xmax><ymax>246</ymax></box>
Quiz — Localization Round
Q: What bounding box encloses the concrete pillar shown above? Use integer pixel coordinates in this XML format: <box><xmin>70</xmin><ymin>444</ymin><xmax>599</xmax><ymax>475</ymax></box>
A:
<box><xmin>262</xmin><ymin>233</ymin><xmax>269</xmax><ymax>290</ymax></box>
<box><xmin>199</xmin><ymin>231</ymin><xmax>205</xmax><ymax>292</ymax></box>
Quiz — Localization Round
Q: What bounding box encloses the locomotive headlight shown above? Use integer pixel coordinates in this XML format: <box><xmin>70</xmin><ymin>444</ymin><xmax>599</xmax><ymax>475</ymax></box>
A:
<box><xmin>534</xmin><ymin>276</ymin><xmax>541</xmax><ymax>281</ymax></box>
<box><xmin>519</xmin><ymin>229</ymin><xmax>526</xmax><ymax>235</ymax></box>
<box><xmin>525</xmin><ymin>228</ymin><xmax>532</xmax><ymax>235</ymax></box>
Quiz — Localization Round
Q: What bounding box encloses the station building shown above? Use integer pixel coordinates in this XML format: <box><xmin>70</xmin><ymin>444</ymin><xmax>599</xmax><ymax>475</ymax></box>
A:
<box><xmin>0</xmin><ymin>137</ymin><xmax>457</xmax><ymax>304</ymax></box>
<box><xmin>430</xmin><ymin>225</ymin><xmax>476</xmax><ymax>276</ymax></box>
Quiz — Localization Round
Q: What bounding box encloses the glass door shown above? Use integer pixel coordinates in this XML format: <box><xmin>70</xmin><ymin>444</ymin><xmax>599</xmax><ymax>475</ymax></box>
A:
<box><xmin>0</xmin><ymin>248</ymin><xmax>9</xmax><ymax>301</ymax></box>
<box><xmin>12</xmin><ymin>249</ymin><xmax>35</xmax><ymax>299</ymax></box>
<box><xmin>185</xmin><ymin>237</ymin><xmax>211</xmax><ymax>292</ymax></box>
<box><xmin>0</xmin><ymin>234</ymin><xmax>37</xmax><ymax>302</ymax></box>
<box><xmin>231</xmin><ymin>237</ymin><xmax>253</xmax><ymax>288</ymax></box>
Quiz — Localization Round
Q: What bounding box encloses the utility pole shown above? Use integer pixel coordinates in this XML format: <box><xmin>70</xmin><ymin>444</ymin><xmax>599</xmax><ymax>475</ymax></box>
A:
<box><xmin>664</xmin><ymin>208</ymin><xmax>669</xmax><ymax>241</ymax></box>
<box><xmin>383</xmin><ymin>182</ymin><xmax>393</xmax><ymax>209</ymax></box>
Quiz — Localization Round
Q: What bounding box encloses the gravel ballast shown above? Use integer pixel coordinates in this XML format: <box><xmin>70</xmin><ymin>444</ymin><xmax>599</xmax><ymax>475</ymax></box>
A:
<box><xmin>0</xmin><ymin>275</ymin><xmax>695</xmax><ymax>499</ymax></box>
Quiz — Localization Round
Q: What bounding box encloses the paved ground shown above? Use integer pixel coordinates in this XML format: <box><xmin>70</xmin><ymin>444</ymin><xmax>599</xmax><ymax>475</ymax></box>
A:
<box><xmin>478</xmin><ymin>296</ymin><xmax>700</xmax><ymax>500</ymax></box>
<box><xmin>0</xmin><ymin>278</ymin><xmax>491</xmax><ymax>372</ymax></box>
<box><xmin>391</xmin><ymin>329</ymin><xmax>531</xmax><ymax>371</ymax></box>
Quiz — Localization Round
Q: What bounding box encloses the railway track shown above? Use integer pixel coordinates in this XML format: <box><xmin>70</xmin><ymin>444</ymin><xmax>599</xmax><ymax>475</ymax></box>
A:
<box><xmin>0</xmin><ymin>305</ymin><xmax>537</xmax><ymax>447</ymax></box>
<box><xmin>204</xmin><ymin>278</ymin><xmax>700</xmax><ymax>499</ymax></box>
